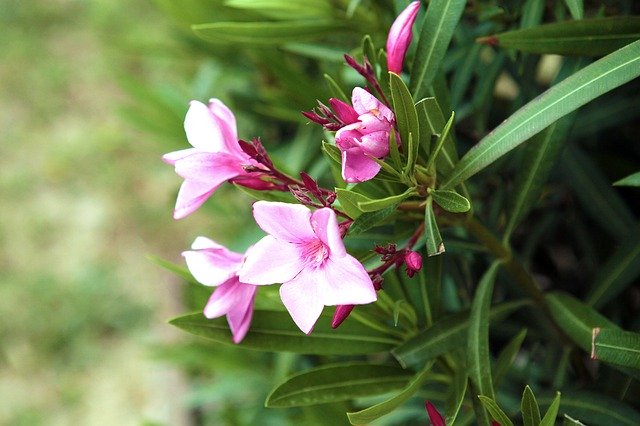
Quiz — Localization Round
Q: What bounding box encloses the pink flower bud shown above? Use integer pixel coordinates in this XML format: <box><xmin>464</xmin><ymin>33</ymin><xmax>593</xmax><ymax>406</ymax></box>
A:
<box><xmin>425</xmin><ymin>401</ymin><xmax>445</xmax><ymax>426</ymax></box>
<box><xmin>404</xmin><ymin>250</ymin><xmax>422</xmax><ymax>277</ymax></box>
<box><xmin>332</xmin><ymin>304</ymin><xmax>355</xmax><ymax>328</ymax></box>
<box><xmin>386</xmin><ymin>1</ymin><xmax>421</xmax><ymax>74</ymax></box>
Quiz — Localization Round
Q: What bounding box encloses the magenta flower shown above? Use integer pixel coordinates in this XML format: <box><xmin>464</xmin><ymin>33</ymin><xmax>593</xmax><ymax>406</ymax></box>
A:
<box><xmin>335</xmin><ymin>88</ymin><xmax>395</xmax><ymax>183</ymax></box>
<box><xmin>238</xmin><ymin>201</ymin><xmax>377</xmax><ymax>334</ymax></box>
<box><xmin>163</xmin><ymin>99</ymin><xmax>258</xmax><ymax>219</ymax></box>
<box><xmin>386</xmin><ymin>1</ymin><xmax>421</xmax><ymax>74</ymax></box>
<box><xmin>183</xmin><ymin>236</ymin><xmax>257</xmax><ymax>343</ymax></box>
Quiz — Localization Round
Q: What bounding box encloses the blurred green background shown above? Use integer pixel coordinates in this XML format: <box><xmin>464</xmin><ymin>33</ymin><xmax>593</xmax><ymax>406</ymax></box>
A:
<box><xmin>0</xmin><ymin>0</ymin><xmax>211</xmax><ymax>423</ymax></box>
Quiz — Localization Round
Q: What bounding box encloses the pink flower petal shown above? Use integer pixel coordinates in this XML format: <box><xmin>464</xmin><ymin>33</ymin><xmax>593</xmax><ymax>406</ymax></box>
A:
<box><xmin>173</xmin><ymin>152</ymin><xmax>244</xmax><ymax>181</ymax></box>
<box><xmin>279</xmin><ymin>270</ymin><xmax>325</xmax><ymax>334</ymax></box>
<box><xmin>386</xmin><ymin>1</ymin><xmax>421</xmax><ymax>74</ymax></box>
<box><xmin>182</xmin><ymin>236</ymin><xmax>244</xmax><ymax>286</ymax></box>
<box><xmin>319</xmin><ymin>255</ymin><xmax>377</xmax><ymax>306</ymax></box>
<box><xmin>173</xmin><ymin>180</ymin><xmax>220</xmax><ymax>219</ymax></box>
<box><xmin>335</xmin><ymin>124</ymin><xmax>363</xmax><ymax>151</ymax></box>
<box><xmin>341</xmin><ymin>147</ymin><xmax>382</xmax><ymax>183</ymax></box>
<box><xmin>184</xmin><ymin>100</ymin><xmax>226</xmax><ymax>152</ymax></box>
<box><xmin>203</xmin><ymin>278</ymin><xmax>257</xmax><ymax>343</ymax></box>
<box><xmin>310</xmin><ymin>208</ymin><xmax>346</xmax><ymax>258</ymax></box>
<box><xmin>207</xmin><ymin>99</ymin><xmax>237</xmax><ymax>147</ymax></box>
<box><xmin>359</xmin><ymin>130</ymin><xmax>391</xmax><ymax>158</ymax></box>
<box><xmin>162</xmin><ymin>148</ymin><xmax>197</xmax><ymax>165</ymax></box>
<box><xmin>239</xmin><ymin>235</ymin><xmax>305</xmax><ymax>285</ymax></box>
<box><xmin>329</xmin><ymin>98</ymin><xmax>359</xmax><ymax>124</ymax></box>
<box><xmin>252</xmin><ymin>201</ymin><xmax>316</xmax><ymax>243</ymax></box>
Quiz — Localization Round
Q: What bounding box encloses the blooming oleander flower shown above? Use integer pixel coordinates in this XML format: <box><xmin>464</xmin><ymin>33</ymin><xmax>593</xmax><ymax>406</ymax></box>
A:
<box><xmin>335</xmin><ymin>88</ymin><xmax>395</xmax><ymax>183</ymax></box>
<box><xmin>163</xmin><ymin>99</ymin><xmax>258</xmax><ymax>219</ymax></box>
<box><xmin>239</xmin><ymin>201</ymin><xmax>377</xmax><ymax>334</ymax></box>
<box><xmin>386</xmin><ymin>1</ymin><xmax>421</xmax><ymax>74</ymax></box>
<box><xmin>183</xmin><ymin>236</ymin><xmax>257</xmax><ymax>343</ymax></box>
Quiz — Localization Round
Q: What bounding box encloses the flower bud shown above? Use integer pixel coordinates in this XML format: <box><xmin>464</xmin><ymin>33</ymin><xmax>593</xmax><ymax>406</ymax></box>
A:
<box><xmin>404</xmin><ymin>250</ymin><xmax>423</xmax><ymax>278</ymax></box>
<box><xmin>386</xmin><ymin>1</ymin><xmax>421</xmax><ymax>74</ymax></box>
<box><xmin>425</xmin><ymin>401</ymin><xmax>445</xmax><ymax>426</ymax></box>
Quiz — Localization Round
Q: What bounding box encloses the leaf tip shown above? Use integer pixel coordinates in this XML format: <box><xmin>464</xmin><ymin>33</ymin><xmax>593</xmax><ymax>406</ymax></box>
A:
<box><xmin>476</xmin><ymin>36</ymin><xmax>498</xmax><ymax>46</ymax></box>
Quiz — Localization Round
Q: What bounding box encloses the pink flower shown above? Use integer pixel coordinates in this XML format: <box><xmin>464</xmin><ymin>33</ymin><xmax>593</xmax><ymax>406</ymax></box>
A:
<box><xmin>335</xmin><ymin>88</ymin><xmax>395</xmax><ymax>183</ymax></box>
<box><xmin>386</xmin><ymin>1</ymin><xmax>421</xmax><ymax>74</ymax></box>
<box><xmin>238</xmin><ymin>201</ymin><xmax>377</xmax><ymax>334</ymax></box>
<box><xmin>163</xmin><ymin>99</ymin><xmax>258</xmax><ymax>219</ymax></box>
<box><xmin>183</xmin><ymin>236</ymin><xmax>257</xmax><ymax>343</ymax></box>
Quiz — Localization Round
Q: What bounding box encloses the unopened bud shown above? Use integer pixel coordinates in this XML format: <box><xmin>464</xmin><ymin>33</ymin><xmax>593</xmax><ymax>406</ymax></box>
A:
<box><xmin>332</xmin><ymin>304</ymin><xmax>355</xmax><ymax>328</ymax></box>
<box><xmin>404</xmin><ymin>250</ymin><xmax>422</xmax><ymax>278</ymax></box>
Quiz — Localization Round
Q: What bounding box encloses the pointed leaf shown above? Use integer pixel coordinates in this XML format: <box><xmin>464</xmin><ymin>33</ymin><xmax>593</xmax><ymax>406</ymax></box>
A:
<box><xmin>265</xmin><ymin>363</ymin><xmax>413</xmax><ymax>407</ymax></box>
<box><xmin>478</xmin><ymin>396</ymin><xmax>514</xmax><ymax>426</ymax></box>
<box><xmin>613</xmin><ymin>170</ymin><xmax>640</xmax><ymax>187</ymax></box>
<box><xmin>431</xmin><ymin>189</ymin><xmax>470</xmax><ymax>213</ymax></box>
<box><xmin>389</xmin><ymin>73</ymin><xmax>420</xmax><ymax>174</ymax></box>
<box><xmin>170</xmin><ymin>310</ymin><xmax>400</xmax><ymax>355</ymax></box>
<box><xmin>521</xmin><ymin>385</ymin><xmax>541</xmax><ymax>426</ymax></box>
<box><xmin>192</xmin><ymin>20</ymin><xmax>344</xmax><ymax>44</ymax></box>
<box><xmin>349</xmin><ymin>205</ymin><xmax>397</xmax><ymax>235</ymax></box>
<box><xmin>346</xmin><ymin>360</ymin><xmax>435</xmax><ymax>425</ymax></box>
<box><xmin>493</xmin><ymin>329</ymin><xmax>528</xmax><ymax>386</ymax></box>
<box><xmin>442</xmin><ymin>39</ymin><xmax>640</xmax><ymax>189</ymax></box>
<box><xmin>416</xmin><ymin>98</ymin><xmax>459</xmax><ymax>176</ymax></box>
<box><xmin>424</xmin><ymin>197</ymin><xmax>445</xmax><ymax>256</ymax></box>
<box><xmin>540</xmin><ymin>391</ymin><xmax>640</xmax><ymax>426</ymax></box>
<box><xmin>357</xmin><ymin>188</ymin><xmax>416</xmax><ymax>212</ymax></box>
<box><xmin>335</xmin><ymin>188</ymin><xmax>372</xmax><ymax>219</ymax></box>
<box><xmin>445</xmin><ymin>369</ymin><xmax>468</xmax><ymax>426</ymax></box>
<box><xmin>564</xmin><ymin>0</ymin><xmax>584</xmax><ymax>20</ymax></box>
<box><xmin>540</xmin><ymin>392</ymin><xmax>561</xmax><ymax>426</ymax></box>
<box><xmin>591</xmin><ymin>328</ymin><xmax>640</xmax><ymax>370</ymax></box>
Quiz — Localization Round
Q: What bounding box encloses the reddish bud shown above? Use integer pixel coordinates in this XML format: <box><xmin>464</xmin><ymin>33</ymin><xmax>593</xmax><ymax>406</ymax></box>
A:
<box><xmin>404</xmin><ymin>250</ymin><xmax>422</xmax><ymax>278</ymax></box>
<box><xmin>386</xmin><ymin>1</ymin><xmax>421</xmax><ymax>74</ymax></box>
<box><xmin>329</xmin><ymin>98</ymin><xmax>359</xmax><ymax>124</ymax></box>
<box><xmin>425</xmin><ymin>401</ymin><xmax>445</xmax><ymax>426</ymax></box>
<box><xmin>232</xmin><ymin>176</ymin><xmax>277</xmax><ymax>191</ymax></box>
<box><xmin>332</xmin><ymin>304</ymin><xmax>355</xmax><ymax>328</ymax></box>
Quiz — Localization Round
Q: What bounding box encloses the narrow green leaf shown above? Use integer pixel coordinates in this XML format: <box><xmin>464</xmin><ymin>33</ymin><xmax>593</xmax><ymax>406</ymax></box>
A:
<box><xmin>564</xmin><ymin>0</ymin><xmax>584</xmax><ymax>20</ymax></box>
<box><xmin>389</xmin><ymin>73</ymin><xmax>420</xmax><ymax>175</ymax></box>
<box><xmin>445</xmin><ymin>369</ymin><xmax>467</xmax><ymax>426</ymax></box>
<box><xmin>392</xmin><ymin>300</ymin><xmax>528</xmax><ymax>367</ymax></box>
<box><xmin>521</xmin><ymin>385</ymin><xmax>541</xmax><ymax>426</ymax></box>
<box><xmin>416</xmin><ymin>99</ymin><xmax>434</xmax><ymax>157</ymax></box>
<box><xmin>493</xmin><ymin>329</ymin><xmax>528</xmax><ymax>386</ymax></box>
<box><xmin>148</xmin><ymin>255</ymin><xmax>195</xmax><ymax>283</ymax></box>
<box><xmin>539</xmin><ymin>391</ymin><xmax>640</xmax><ymax>426</ymax></box>
<box><xmin>425</xmin><ymin>111</ymin><xmax>455</xmax><ymax>172</ymax></box>
<box><xmin>478</xmin><ymin>396</ymin><xmax>514</xmax><ymax>426</ymax></box>
<box><xmin>335</xmin><ymin>188</ymin><xmax>371</xmax><ymax>219</ymax></box>
<box><xmin>431</xmin><ymin>189</ymin><xmax>470</xmax><ymax>213</ymax></box>
<box><xmin>265</xmin><ymin>363</ymin><xmax>413</xmax><ymax>407</ymax></box>
<box><xmin>442</xmin><ymin>39</ymin><xmax>640</xmax><ymax>189</ymax></box>
<box><xmin>450</xmin><ymin>43</ymin><xmax>482</xmax><ymax>108</ymax></box>
<box><xmin>225</xmin><ymin>0</ymin><xmax>332</xmax><ymax>20</ymax></box>
<box><xmin>415</xmin><ymin>98</ymin><xmax>459</xmax><ymax>177</ymax></box>
<box><xmin>424</xmin><ymin>197</ymin><xmax>444</xmax><ymax>256</ymax></box>
<box><xmin>324</xmin><ymin>74</ymin><xmax>348</xmax><ymax>102</ymax></box>
<box><xmin>521</xmin><ymin>0</ymin><xmax>545</xmax><ymax>29</ymax></box>
<box><xmin>614</xmin><ymin>171</ymin><xmax>640</xmax><ymax>187</ymax></box>
<box><xmin>346</xmin><ymin>360</ymin><xmax>435</xmax><ymax>424</ymax></box>
<box><xmin>170</xmin><ymin>310</ymin><xmax>400</xmax><ymax>355</ymax></box>
<box><xmin>586</xmin><ymin>227</ymin><xmax>640</xmax><ymax>308</ymax></box>
<box><xmin>410</xmin><ymin>0</ymin><xmax>467</xmax><ymax>100</ymax></box>
<box><xmin>563</xmin><ymin>414</ymin><xmax>585</xmax><ymax>425</ymax></box>
<box><xmin>192</xmin><ymin>20</ymin><xmax>344</xmax><ymax>44</ymax></box>
<box><xmin>480</xmin><ymin>17</ymin><xmax>640</xmax><ymax>56</ymax></box>
<box><xmin>321</xmin><ymin>140</ymin><xmax>342</xmax><ymax>164</ymax></box>
<box><xmin>591</xmin><ymin>328</ymin><xmax>640</xmax><ymax>370</ymax></box>
<box><xmin>540</xmin><ymin>392</ymin><xmax>561</xmax><ymax>426</ymax></box>
<box><xmin>468</xmin><ymin>262</ymin><xmax>500</xmax><ymax>407</ymax></box>
<box><xmin>357</xmin><ymin>188</ymin><xmax>416</xmax><ymax>212</ymax></box>
<box><xmin>349</xmin><ymin>205</ymin><xmax>397</xmax><ymax>235</ymax></box>
<box><xmin>388</xmin><ymin>124</ymin><xmax>403</xmax><ymax>171</ymax></box>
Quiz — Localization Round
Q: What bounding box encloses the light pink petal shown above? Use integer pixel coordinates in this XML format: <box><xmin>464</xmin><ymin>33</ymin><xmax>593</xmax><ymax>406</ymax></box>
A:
<box><xmin>386</xmin><ymin>1</ymin><xmax>421</xmax><ymax>74</ymax></box>
<box><xmin>319</xmin><ymin>255</ymin><xmax>377</xmax><ymax>306</ymax></box>
<box><xmin>351</xmin><ymin>87</ymin><xmax>386</xmax><ymax>116</ymax></box>
<box><xmin>173</xmin><ymin>180</ymin><xmax>219</xmax><ymax>219</ymax></box>
<box><xmin>162</xmin><ymin>148</ymin><xmax>197</xmax><ymax>165</ymax></box>
<box><xmin>252</xmin><ymin>201</ymin><xmax>315</xmax><ymax>243</ymax></box>
<box><xmin>359</xmin><ymin>130</ymin><xmax>391</xmax><ymax>158</ymax></box>
<box><xmin>184</xmin><ymin>100</ymin><xmax>226</xmax><ymax>152</ymax></box>
<box><xmin>182</xmin><ymin>237</ymin><xmax>243</xmax><ymax>286</ymax></box>
<box><xmin>310</xmin><ymin>208</ymin><xmax>346</xmax><ymax>258</ymax></box>
<box><xmin>279</xmin><ymin>270</ymin><xmax>325</xmax><ymax>334</ymax></box>
<box><xmin>208</xmin><ymin>99</ymin><xmax>246</xmax><ymax>158</ymax></box>
<box><xmin>173</xmin><ymin>152</ymin><xmax>244</xmax><ymax>181</ymax></box>
<box><xmin>203</xmin><ymin>277</ymin><xmax>241</xmax><ymax>318</ymax></box>
<box><xmin>335</xmin><ymin>124</ymin><xmax>362</xmax><ymax>151</ymax></box>
<box><xmin>358</xmin><ymin>112</ymin><xmax>394</xmax><ymax>133</ymax></box>
<box><xmin>341</xmin><ymin>147</ymin><xmax>382</xmax><ymax>183</ymax></box>
<box><xmin>329</xmin><ymin>98</ymin><xmax>359</xmax><ymax>124</ymax></box>
<box><xmin>239</xmin><ymin>235</ymin><xmax>305</xmax><ymax>285</ymax></box>
<box><xmin>224</xmin><ymin>282</ymin><xmax>257</xmax><ymax>343</ymax></box>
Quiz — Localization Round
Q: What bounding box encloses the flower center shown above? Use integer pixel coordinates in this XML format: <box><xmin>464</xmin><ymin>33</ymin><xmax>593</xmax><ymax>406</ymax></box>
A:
<box><xmin>299</xmin><ymin>238</ymin><xmax>329</xmax><ymax>267</ymax></box>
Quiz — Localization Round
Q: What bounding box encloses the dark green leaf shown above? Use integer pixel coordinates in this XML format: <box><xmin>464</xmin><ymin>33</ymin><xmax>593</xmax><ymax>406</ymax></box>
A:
<box><xmin>349</xmin><ymin>205</ymin><xmax>397</xmax><ymax>235</ymax></box>
<box><xmin>357</xmin><ymin>188</ymin><xmax>416</xmax><ymax>212</ymax></box>
<box><xmin>324</xmin><ymin>74</ymin><xmax>349</xmax><ymax>102</ymax></box>
<box><xmin>170</xmin><ymin>310</ymin><xmax>400</xmax><ymax>355</ymax></box>
<box><xmin>591</xmin><ymin>328</ymin><xmax>640</xmax><ymax>370</ymax></box>
<box><xmin>424</xmin><ymin>198</ymin><xmax>445</xmax><ymax>256</ymax></box>
<box><xmin>540</xmin><ymin>392</ymin><xmax>561</xmax><ymax>426</ymax></box>
<box><xmin>389</xmin><ymin>73</ymin><xmax>420</xmax><ymax>175</ymax></box>
<box><xmin>521</xmin><ymin>385</ymin><xmax>541</xmax><ymax>426</ymax></box>
<box><xmin>539</xmin><ymin>391</ymin><xmax>640</xmax><ymax>426</ymax></box>
<box><xmin>335</xmin><ymin>188</ymin><xmax>371</xmax><ymax>219</ymax></box>
<box><xmin>481</xmin><ymin>17</ymin><xmax>640</xmax><ymax>56</ymax></box>
<box><xmin>445</xmin><ymin>368</ymin><xmax>467</xmax><ymax>426</ymax></box>
<box><xmin>563</xmin><ymin>0</ymin><xmax>584</xmax><ymax>20</ymax></box>
<box><xmin>431</xmin><ymin>189</ymin><xmax>470</xmax><ymax>213</ymax></box>
<box><xmin>441</xmin><ymin>39</ymin><xmax>640</xmax><ymax>189</ymax></box>
<box><xmin>265</xmin><ymin>363</ymin><xmax>413</xmax><ymax>407</ymax></box>
<box><xmin>410</xmin><ymin>0</ymin><xmax>467</xmax><ymax>100</ymax></box>
<box><xmin>613</xmin><ymin>171</ymin><xmax>640</xmax><ymax>187</ymax></box>
<box><xmin>493</xmin><ymin>329</ymin><xmax>528</xmax><ymax>386</ymax></box>
<box><xmin>346</xmin><ymin>360</ymin><xmax>435</xmax><ymax>424</ymax></box>
<box><xmin>416</xmin><ymin>98</ymin><xmax>459</xmax><ymax>177</ymax></box>
<box><xmin>192</xmin><ymin>20</ymin><xmax>344</xmax><ymax>45</ymax></box>
<box><xmin>478</xmin><ymin>396</ymin><xmax>514</xmax><ymax>426</ymax></box>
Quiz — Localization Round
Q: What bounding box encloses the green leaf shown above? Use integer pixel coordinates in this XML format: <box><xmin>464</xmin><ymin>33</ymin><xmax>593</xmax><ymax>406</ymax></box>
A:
<box><xmin>563</xmin><ymin>414</ymin><xmax>585</xmax><ymax>425</ymax></box>
<box><xmin>148</xmin><ymin>255</ymin><xmax>196</xmax><ymax>284</ymax></box>
<box><xmin>349</xmin><ymin>205</ymin><xmax>397</xmax><ymax>235</ymax></box>
<box><xmin>563</xmin><ymin>0</ymin><xmax>584</xmax><ymax>20</ymax></box>
<box><xmin>493</xmin><ymin>329</ymin><xmax>528</xmax><ymax>386</ymax></box>
<box><xmin>265</xmin><ymin>363</ymin><xmax>413</xmax><ymax>407</ymax></box>
<box><xmin>521</xmin><ymin>385</ymin><xmax>541</xmax><ymax>426</ymax></box>
<box><xmin>441</xmin><ymin>39</ymin><xmax>640</xmax><ymax>189</ymax></box>
<box><xmin>424</xmin><ymin>198</ymin><xmax>445</xmax><ymax>256</ymax></box>
<box><xmin>478</xmin><ymin>396</ymin><xmax>514</xmax><ymax>426</ymax></box>
<box><xmin>346</xmin><ymin>360</ymin><xmax>435</xmax><ymax>425</ymax></box>
<box><xmin>540</xmin><ymin>391</ymin><xmax>640</xmax><ymax>426</ymax></box>
<box><xmin>614</xmin><ymin>170</ymin><xmax>640</xmax><ymax>187</ymax></box>
<box><xmin>392</xmin><ymin>299</ymin><xmax>528</xmax><ymax>367</ymax></box>
<box><xmin>540</xmin><ymin>392</ymin><xmax>561</xmax><ymax>426</ymax></box>
<box><xmin>445</xmin><ymin>369</ymin><xmax>468</xmax><ymax>426</ymax></box>
<box><xmin>468</xmin><ymin>262</ymin><xmax>500</xmax><ymax>404</ymax></box>
<box><xmin>335</xmin><ymin>188</ymin><xmax>371</xmax><ymax>219</ymax></box>
<box><xmin>424</xmin><ymin>111</ymin><xmax>455</xmax><ymax>173</ymax></box>
<box><xmin>416</xmin><ymin>98</ymin><xmax>459</xmax><ymax>177</ymax></box>
<box><xmin>591</xmin><ymin>328</ymin><xmax>640</xmax><ymax>370</ymax></box>
<box><xmin>321</xmin><ymin>140</ymin><xmax>342</xmax><ymax>164</ymax></box>
<box><xmin>389</xmin><ymin>73</ymin><xmax>420</xmax><ymax>175</ymax></box>
<box><xmin>388</xmin><ymin>124</ymin><xmax>403</xmax><ymax>170</ymax></box>
<box><xmin>410</xmin><ymin>0</ymin><xmax>467</xmax><ymax>100</ymax></box>
<box><xmin>357</xmin><ymin>188</ymin><xmax>416</xmax><ymax>212</ymax></box>
<box><xmin>431</xmin><ymin>189</ymin><xmax>470</xmax><ymax>213</ymax></box>
<box><xmin>481</xmin><ymin>17</ymin><xmax>640</xmax><ymax>56</ymax></box>
<box><xmin>324</xmin><ymin>74</ymin><xmax>349</xmax><ymax>102</ymax></box>
<box><xmin>170</xmin><ymin>310</ymin><xmax>400</xmax><ymax>355</ymax></box>
<box><xmin>225</xmin><ymin>0</ymin><xmax>332</xmax><ymax>20</ymax></box>
<box><xmin>192</xmin><ymin>20</ymin><xmax>344</xmax><ymax>44</ymax></box>
<box><xmin>585</xmin><ymin>227</ymin><xmax>640</xmax><ymax>308</ymax></box>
